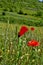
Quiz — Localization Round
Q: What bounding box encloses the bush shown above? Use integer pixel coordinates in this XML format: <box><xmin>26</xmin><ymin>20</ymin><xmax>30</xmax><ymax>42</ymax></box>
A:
<box><xmin>10</xmin><ymin>8</ymin><xmax>13</xmax><ymax>12</ymax></box>
<box><xmin>3</xmin><ymin>9</ymin><xmax>8</xmax><ymax>11</ymax></box>
<box><xmin>2</xmin><ymin>12</ymin><xmax>5</xmax><ymax>15</ymax></box>
<box><xmin>18</xmin><ymin>10</ymin><xmax>23</xmax><ymax>14</ymax></box>
<box><xmin>36</xmin><ymin>11</ymin><xmax>42</xmax><ymax>16</ymax></box>
<box><xmin>24</xmin><ymin>13</ymin><xmax>27</xmax><ymax>15</ymax></box>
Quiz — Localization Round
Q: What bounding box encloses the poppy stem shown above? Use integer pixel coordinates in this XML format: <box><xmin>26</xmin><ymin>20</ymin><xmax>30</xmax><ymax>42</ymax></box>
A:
<box><xmin>18</xmin><ymin>37</ymin><xmax>19</xmax><ymax>44</ymax></box>
<box><xmin>15</xmin><ymin>25</ymin><xmax>18</xmax><ymax>36</ymax></box>
<box><xmin>31</xmin><ymin>47</ymin><xmax>35</xmax><ymax>58</ymax></box>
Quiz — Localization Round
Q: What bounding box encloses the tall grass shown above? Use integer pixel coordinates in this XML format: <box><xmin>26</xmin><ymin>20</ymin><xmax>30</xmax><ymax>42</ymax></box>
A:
<box><xmin>0</xmin><ymin>22</ymin><xmax>43</xmax><ymax>65</ymax></box>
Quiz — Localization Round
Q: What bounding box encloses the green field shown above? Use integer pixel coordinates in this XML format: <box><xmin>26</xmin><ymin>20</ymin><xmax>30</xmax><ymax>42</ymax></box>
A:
<box><xmin>0</xmin><ymin>0</ymin><xmax>43</xmax><ymax>65</ymax></box>
<box><xmin>0</xmin><ymin>22</ymin><xmax>43</xmax><ymax>65</ymax></box>
<box><xmin>0</xmin><ymin>0</ymin><xmax>43</xmax><ymax>26</ymax></box>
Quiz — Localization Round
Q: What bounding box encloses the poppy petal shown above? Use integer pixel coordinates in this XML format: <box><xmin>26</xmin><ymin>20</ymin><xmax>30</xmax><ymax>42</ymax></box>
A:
<box><xmin>18</xmin><ymin>26</ymin><xmax>28</xmax><ymax>37</ymax></box>
<box><xmin>30</xmin><ymin>27</ymin><xmax>35</xmax><ymax>31</ymax></box>
<box><xmin>27</xmin><ymin>40</ymin><xmax>39</xmax><ymax>47</ymax></box>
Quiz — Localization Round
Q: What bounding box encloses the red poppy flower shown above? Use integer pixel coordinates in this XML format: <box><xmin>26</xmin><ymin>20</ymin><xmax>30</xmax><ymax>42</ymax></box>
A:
<box><xmin>27</xmin><ymin>40</ymin><xmax>39</xmax><ymax>47</ymax></box>
<box><xmin>18</xmin><ymin>26</ymin><xmax>28</xmax><ymax>37</ymax></box>
<box><xmin>30</xmin><ymin>27</ymin><xmax>35</xmax><ymax>31</ymax></box>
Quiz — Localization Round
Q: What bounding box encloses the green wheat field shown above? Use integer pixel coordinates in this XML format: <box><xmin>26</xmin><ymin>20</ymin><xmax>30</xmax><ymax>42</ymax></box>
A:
<box><xmin>0</xmin><ymin>0</ymin><xmax>43</xmax><ymax>65</ymax></box>
<box><xmin>0</xmin><ymin>22</ymin><xmax>43</xmax><ymax>65</ymax></box>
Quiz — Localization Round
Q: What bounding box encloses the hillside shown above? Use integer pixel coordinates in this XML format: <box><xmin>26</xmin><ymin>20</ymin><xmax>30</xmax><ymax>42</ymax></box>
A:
<box><xmin>0</xmin><ymin>1</ymin><xmax>43</xmax><ymax>65</ymax></box>
<box><xmin>0</xmin><ymin>0</ymin><xmax>43</xmax><ymax>26</ymax></box>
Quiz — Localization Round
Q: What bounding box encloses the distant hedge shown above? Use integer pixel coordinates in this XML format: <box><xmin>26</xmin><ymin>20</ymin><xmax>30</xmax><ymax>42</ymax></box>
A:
<box><xmin>0</xmin><ymin>16</ymin><xmax>43</xmax><ymax>26</ymax></box>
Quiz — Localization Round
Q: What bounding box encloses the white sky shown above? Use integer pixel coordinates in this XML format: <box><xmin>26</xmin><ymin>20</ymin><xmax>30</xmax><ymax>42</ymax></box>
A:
<box><xmin>39</xmin><ymin>0</ymin><xmax>43</xmax><ymax>1</ymax></box>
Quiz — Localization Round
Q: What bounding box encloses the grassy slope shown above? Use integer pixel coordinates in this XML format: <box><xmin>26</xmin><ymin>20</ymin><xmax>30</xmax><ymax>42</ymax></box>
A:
<box><xmin>0</xmin><ymin>0</ymin><xmax>43</xmax><ymax>65</ymax></box>
<box><xmin>0</xmin><ymin>0</ymin><xmax>43</xmax><ymax>26</ymax></box>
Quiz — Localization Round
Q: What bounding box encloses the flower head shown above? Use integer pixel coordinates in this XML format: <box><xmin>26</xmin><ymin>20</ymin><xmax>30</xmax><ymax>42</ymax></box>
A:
<box><xmin>27</xmin><ymin>40</ymin><xmax>40</xmax><ymax>47</ymax></box>
<box><xmin>7</xmin><ymin>50</ymin><xmax>10</xmax><ymax>54</ymax></box>
<box><xmin>30</xmin><ymin>27</ymin><xmax>35</xmax><ymax>31</ymax></box>
<box><xmin>38</xmin><ymin>49</ymin><xmax>41</xmax><ymax>52</ymax></box>
<box><xmin>18</xmin><ymin>26</ymin><xmax>28</xmax><ymax>37</ymax></box>
<box><xmin>32</xmin><ymin>59</ymin><xmax>35</xmax><ymax>62</ymax></box>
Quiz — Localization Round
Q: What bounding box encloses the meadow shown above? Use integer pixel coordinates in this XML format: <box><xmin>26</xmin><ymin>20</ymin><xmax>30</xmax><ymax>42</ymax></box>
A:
<box><xmin>0</xmin><ymin>22</ymin><xmax>43</xmax><ymax>65</ymax></box>
<box><xmin>0</xmin><ymin>0</ymin><xmax>43</xmax><ymax>65</ymax></box>
<box><xmin>0</xmin><ymin>0</ymin><xmax>43</xmax><ymax>26</ymax></box>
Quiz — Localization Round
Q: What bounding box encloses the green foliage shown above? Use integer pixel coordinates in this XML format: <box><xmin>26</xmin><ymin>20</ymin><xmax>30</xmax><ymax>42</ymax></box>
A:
<box><xmin>0</xmin><ymin>14</ymin><xmax>43</xmax><ymax>26</ymax></box>
<box><xmin>0</xmin><ymin>23</ymin><xmax>43</xmax><ymax>65</ymax></box>
<box><xmin>2</xmin><ymin>12</ymin><xmax>6</xmax><ymax>15</ymax></box>
<box><xmin>9</xmin><ymin>8</ymin><xmax>13</xmax><ymax>12</ymax></box>
<box><xmin>18</xmin><ymin>10</ymin><xmax>24</xmax><ymax>15</ymax></box>
<box><xmin>0</xmin><ymin>0</ymin><xmax>43</xmax><ymax>26</ymax></box>
<box><xmin>36</xmin><ymin>11</ymin><xmax>42</xmax><ymax>17</ymax></box>
<box><xmin>24</xmin><ymin>13</ymin><xmax>27</xmax><ymax>15</ymax></box>
<box><xmin>3</xmin><ymin>8</ymin><xmax>8</xmax><ymax>11</ymax></box>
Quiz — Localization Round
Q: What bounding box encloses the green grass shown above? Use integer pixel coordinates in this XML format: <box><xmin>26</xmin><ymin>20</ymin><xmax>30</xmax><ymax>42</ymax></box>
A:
<box><xmin>0</xmin><ymin>11</ymin><xmax>43</xmax><ymax>26</ymax></box>
<box><xmin>0</xmin><ymin>0</ymin><xmax>43</xmax><ymax>26</ymax></box>
<box><xmin>0</xmin><ymin>22</ymin><xmax>43</xmax><ymax>65</ymax></box>
<box><xmin>0</xmin><ymin>0</ymin><xmax>43</xmax><ymax>64</ymax></box>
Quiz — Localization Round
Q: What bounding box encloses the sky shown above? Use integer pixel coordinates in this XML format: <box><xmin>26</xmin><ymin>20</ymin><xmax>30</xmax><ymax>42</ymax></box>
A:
<box><xmin>39</xmin><ymin>0</ymin><xmax>43</xmax><ymax>1</ymax></box>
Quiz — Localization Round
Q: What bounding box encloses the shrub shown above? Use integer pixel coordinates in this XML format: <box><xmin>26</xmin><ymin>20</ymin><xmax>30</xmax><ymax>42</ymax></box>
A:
<box><xmin>10</xmin><ymin>8</ymin><xmax>13</xmax><ymax>12</ymax></box>
<box><xmin>24</xmin><ymin>13</ymin><xmax>27</xmax><ymax>15</ymax></box>
<box><xmin>18</xmin><ymin>10</ymin><xmax>23</xmax><ymax>14</ymax></box>
<box><xmin>2</xmin><ymin>12</ymin><xmax>5</xmax><ymax>15</ymax></box>
<box><xmin>3</xmin><ymin>8</ymin><xmax>8</xmax><ymax>11</ymax></box>
<box><xmin>36</xmin><ymin>11</ymin><xmax>42</xmax><ymax>16</ymax></box>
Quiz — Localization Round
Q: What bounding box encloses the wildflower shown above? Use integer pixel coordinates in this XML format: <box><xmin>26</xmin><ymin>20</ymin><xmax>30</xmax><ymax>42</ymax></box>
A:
<box><xmin>20</xmin><ymin>53</ymin><xmax>30</xmax><ymax>59</ymax></box>
<box><xmin>27</xmin><ymin>40</ymin><xmax>40</xmax><ymax>47</ymax></box>
<box><xmin>10</xmin><ymin>42</ymin><xmax>13</xmax><ymax>45</ymax></box>
<box><xmin>32</xmin><ymin>59</ymin><xmax>35</xmax><ymax>62</ymax></box>
<box><xmin>11</xmin><ymin>58</ymin><xmax>14</xmax><ymax>61</ymax></box>
<box><xmin>38</xmin><ymin>49</ymin><xmax>41</xmax><ymax>52</ymax></box>
<box><xmin>30</xmin><ymin>27</ymin><xmax>35</xmax><ymax>31</ymax></box>
<box><xmin>23</xmin><ymin>40</ymin><xmax>26</xmax><ymax>43</ymax></box>
<box><xmin>2</xmin><ymin>47</ymin><xmax>5</xmax><ymax>51</ymax></box>
<box><xmin>7</xmin><ymin>50</ymin><xmax>10</xmax><ymax>53</ymax></box>
<box><xmin>18</xmin><ymin>26</ymin><xmax>28</xmax><ymax>37</ymax></box>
